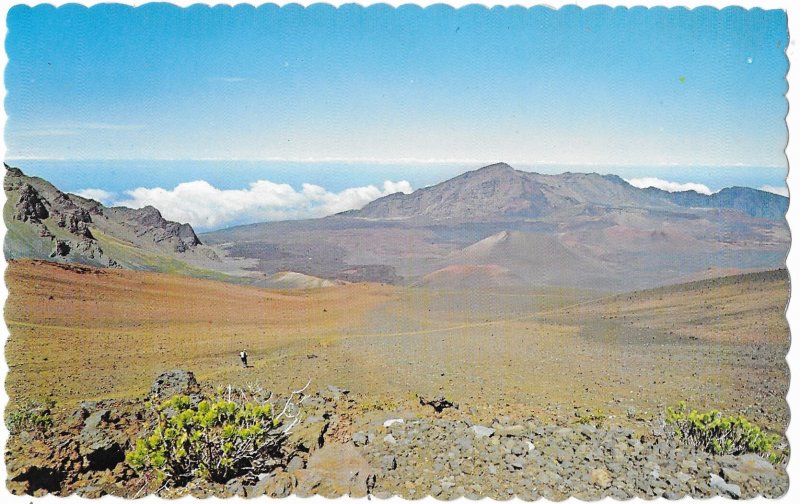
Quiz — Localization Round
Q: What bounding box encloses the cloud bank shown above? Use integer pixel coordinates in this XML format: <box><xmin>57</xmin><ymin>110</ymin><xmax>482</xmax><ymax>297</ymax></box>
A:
<box><xmin>73</xmin><ymin>188</ymin><xmax>116</xmax><ymax>203</ymax></box>
<box><xmin>625</xmin><ymin>177</ymin><xmax>713</xmax><ymax>195</ymax></box>
<box><xmin>108</xmin><ymin>179</ymin><xmax>412</xmax><ymax>230</ymax></box>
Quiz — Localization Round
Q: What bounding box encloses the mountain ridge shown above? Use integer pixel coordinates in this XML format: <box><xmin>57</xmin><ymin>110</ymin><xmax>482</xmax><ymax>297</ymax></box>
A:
<box><xmin>344</xmin><ymin>162</ymin><xmax>787</xmax><ymax>222</ymax></box>
<box><xmin>3</xmin><ymin>164</ymin><xmax>216</xmax><ymax>273</ymax></box>
<box><xmin>5</xmin><ymin>162</ymin><xmax>789</xmax><ymax>291</ymax></box>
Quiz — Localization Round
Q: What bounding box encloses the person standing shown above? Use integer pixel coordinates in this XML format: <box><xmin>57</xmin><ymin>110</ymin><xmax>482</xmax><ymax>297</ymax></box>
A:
<box><xmin>240</xmin><ymin>350</ymin><xmax>248</xmax><ymax>368</ymax></box>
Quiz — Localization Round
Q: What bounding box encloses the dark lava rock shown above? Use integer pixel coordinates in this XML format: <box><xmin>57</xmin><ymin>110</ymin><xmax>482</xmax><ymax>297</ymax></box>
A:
<box><xmin>15</xmin><ymin>183</ymin><xmax>49</xmax><ymax>223</ymax></box>
<box><xmin>418</xmin><ymin>395</ymin><xmax>458</xmax><ymax>413</ymax></box>
<box><xmin>150</xmin><ymin>369</ymin><xmax>200</xmax><ymax>399</ymax></box>
<box><xmin>50</xmin><ymin>240</ymin><xmax>71</xmax><ymax>257</ymax></box>
<box><xmin>78</xmin><ymin>409</ymin><xmax>126</xmax><ymax>472</ymax></box>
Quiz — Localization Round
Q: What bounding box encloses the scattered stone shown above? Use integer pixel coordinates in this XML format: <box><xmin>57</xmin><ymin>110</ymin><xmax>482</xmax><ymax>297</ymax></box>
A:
<box><xmin>710</xmin><ymin>474</ymin><xmax>741</xmax><ymax>499</ymax></box>
<box><xmin>288</xmin><ymin>416</ymin><xmax>329</xmax><ymax>453</ymax></box>
<box><xmin>244</xmin><ymin>473</ymin><xmax>274</xmax><ymax>497</ymax></box>
<box><xmin>265</xmin><ymin>471</ymin><xmax>296</xmax><ymax>498</ymax></box>
<box><xmin>495</xmin><ymin>424</ymin><xmax>527</xmax><ymax>437</ymax></box>
<box><xmin>381</xmin><ymin>455</ymin><xmax>397</xmax><ymax>471</ymax></box>
<box><xmin>383</xmin><ymin>418</ymin><xmax>404</xmax><ymax>428</ymax></box>
<box><xmin>722</xmin><ymin>467</ymin><xmax>746</xmax><ymax>484</ymax></box>
<box><xmin>470</xmin><ymin>425</ymin><xmax>495</xmax><ymax>438</ymax></box>
<box><xmin>352</xmin><ymin>431</ymin><xmax>369</xmax><ymax>447</ymax></box>
<box><xmin>327</xmin><ymin>385</ymin><xmax>350</xmax><ymax>396</ymax></box>
<box><xmin>78</xmin><ymin>409</ymin><xmax>125</xmax><ymax>472</ymax></box>
<box><xmin>737</xmin><ymin>454</ymin><xmax>776</xmax><ymax>476</ymax></box>
<box><xmin>505</xmin><ymin>455</ymin><xmax>525</xmax><ymax>470</ymax></box>
<box><xmin>286</xmin><ymin>455</ymin><xmax>306</xmax><ymax>472</ymax></box>
<box><xmin>224</xmin><ymin>478</ymin><xmax>246</xmax><ymax>497</ymax></box>
<box><xmin>590</xmin><ymin>468</ymin><xmax>613</xmax><ymax>489</ymax></box>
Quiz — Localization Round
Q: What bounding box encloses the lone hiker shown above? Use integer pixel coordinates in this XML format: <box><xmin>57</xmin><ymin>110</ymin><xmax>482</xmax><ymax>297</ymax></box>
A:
<box><xmin>240</xmin><ymin>350</ymin><xmax>248</xmax><ymax>368</ymax></box>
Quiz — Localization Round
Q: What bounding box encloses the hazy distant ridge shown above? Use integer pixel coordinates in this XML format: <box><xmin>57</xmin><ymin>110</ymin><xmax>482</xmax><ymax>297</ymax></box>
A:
<box><xmin>346</xmin><ymin>163</ymin><xmax>788</xmax><ymax>221</ymax></box>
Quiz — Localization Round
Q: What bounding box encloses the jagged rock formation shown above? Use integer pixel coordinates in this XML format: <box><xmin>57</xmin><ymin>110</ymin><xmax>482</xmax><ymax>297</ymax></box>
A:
<box><xmin>4</xmin><ymin>164</ymin><xmax>204</xmax><ymax>270</ymax></box>
<box><xmin>14</xmin><ymin>183</ymin><xmax>49</xmax><ymax>223</ymax></box>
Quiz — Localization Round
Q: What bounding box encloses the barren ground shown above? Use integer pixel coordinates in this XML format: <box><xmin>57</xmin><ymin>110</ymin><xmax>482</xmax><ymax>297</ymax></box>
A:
<box><xmin>4</xmin><ymin>260</ymin><xmax>789</xmax><ymax>432</ymax></box>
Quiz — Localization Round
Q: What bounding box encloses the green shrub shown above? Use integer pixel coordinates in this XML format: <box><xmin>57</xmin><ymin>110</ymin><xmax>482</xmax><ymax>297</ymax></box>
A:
<box><xmin>665</xmin><ymin>401</ymin><xmax>781</xmax><ymax>459</ymax></box>
<box><xmin>6</xmin><ymin>398</ymin><xmax>55</xmax><ymax>436</ymax></box>
<box><xmin>126</xmin><ymin>395</ymin><xmax>286</xmax><ymax>484</ymax></box>
<box><xmin>574</xmin><ymin>409</ymin><xmax>605</xmax><ymax>428</ymax></box>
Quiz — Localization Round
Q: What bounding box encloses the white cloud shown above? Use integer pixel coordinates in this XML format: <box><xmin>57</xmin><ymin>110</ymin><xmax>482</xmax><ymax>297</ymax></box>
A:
<box><xmin>625</xmin><ymin>177</ymin><xmax>713</xmax><ymax>195</ymax></box>
<box><xmin>112</xmin><ymin>179</ymin><xmax>413</xmax><ymax>230</ymax></box>
<box><xmin>72</xmin><ymin>188</ymin><xmax>116</xmax><ymax>204</ymax></box>
<box><xmin>759</xmin><ymin>185</ymin><xmax>789</xmax><ymax>197</ymax></box>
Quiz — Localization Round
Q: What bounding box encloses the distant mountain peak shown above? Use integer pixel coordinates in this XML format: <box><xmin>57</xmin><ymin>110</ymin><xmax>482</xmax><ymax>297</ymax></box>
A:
<box><xmin>476</xmin><ymin>162</ymin><xmax>515</xmax><ymax>172</ymax></box>
<box><xmin>347</xmin><ymin>162</ymin><xmax>788</xmax><ymax>222</ymax></box>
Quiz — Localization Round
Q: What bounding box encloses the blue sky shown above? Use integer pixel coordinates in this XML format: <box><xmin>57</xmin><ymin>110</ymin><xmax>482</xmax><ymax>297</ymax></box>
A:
<box><xmin>4</xmin><ymin>5</ymin><xmax>790</xmax><ymax>229</ymax></box>
<box><xmin>6</xmin><ymin>4</ymin><xmax>788</xmax><ymax>166</ymax></box>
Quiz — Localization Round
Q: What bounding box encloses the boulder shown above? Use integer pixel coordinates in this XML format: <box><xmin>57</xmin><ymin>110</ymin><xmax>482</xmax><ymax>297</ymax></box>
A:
<box><xmin>709</xmin><ymin>474</ymin><xmax>741</xmax><ymax>499</ymax></box>
<box><xmin>78</xmin><ymin>409</ymin><xmax>126</xmax><ymax>471</ymax></box>
<box><xmin>288</xmin><ymin>416</ymin><xmax>329</xmax><ymax>453</ymax></box>
<box><xmin>150</xmin><ymin>369</ymin><xmax>200</xmax><ymax>399</ymax></box>
<box><xmin>294</xmin><ymin>443</ymin><xmax>375</xmax><ymax>497</ymax></box>
<box><xmin>590</xmin><ymin>468</ymin><xmax>613</xmax><ymax>489</ymax></box>
<box><xmin>471</xmin><ymin>425</ymin><xmax>495</xmax><ymax>438</ymax></box>
<box><xmin>737</xmin><ymin>454</ymin><xmax>776</xmax><ymax>476</ymax></box>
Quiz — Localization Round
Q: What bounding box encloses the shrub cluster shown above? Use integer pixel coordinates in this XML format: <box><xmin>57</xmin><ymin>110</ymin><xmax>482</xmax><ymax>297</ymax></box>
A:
<box><xmin>126</xmin><ymin>395</ymin><xmax>286</xmax><ymax>484</ymax></box>
<box><xmin>665</xmin><ymin>401</ymin><xmax>781</xmax><ymax>460</ymax></box>
<box><xmin>574</xmin><ymin>409</ymin><xmax>605</xmax><ymax>428</ymax></box>
<box><xmin>6</xmin><ymin>398</ymin><xmax>55</xmax><ymax>437</ymax></box>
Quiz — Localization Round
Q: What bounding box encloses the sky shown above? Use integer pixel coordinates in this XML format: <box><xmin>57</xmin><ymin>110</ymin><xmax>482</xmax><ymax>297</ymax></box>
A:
<box><xmin>4</xmin><ymin>4</ymin><xmax>790</xmax><ymax>229</ymax></box>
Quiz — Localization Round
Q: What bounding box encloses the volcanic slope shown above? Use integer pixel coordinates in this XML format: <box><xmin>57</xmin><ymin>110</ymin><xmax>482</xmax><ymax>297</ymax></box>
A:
<box><xmin>5</xmin><ymin>260</ymin><xmax>789</xmax><ymax>432</ymax></box>
<box><xmin>3</xmin><ymin>165</ymin><xmax>256</xmax><ymax>280</ymax></box>
<box><xmin>5</xmin><ymin>162</ymin><xmax>788</xmax><ymax>290</ymax></box>
<box><xmin>203</xmin><ymin>163</ymin><xmax>788</xmax><ymax>290</ymax></box>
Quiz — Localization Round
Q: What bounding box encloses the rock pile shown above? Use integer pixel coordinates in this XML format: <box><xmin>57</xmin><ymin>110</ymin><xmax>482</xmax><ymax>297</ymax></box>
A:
<box><xmin>356</xmin><ymin>417</ymin><xmax>787</xmax><ymax>499</ymax></box>
<box><xmin>5</xmin><ymin>372</ymin><xmax>788</xmax><ymax>499</ymax></box>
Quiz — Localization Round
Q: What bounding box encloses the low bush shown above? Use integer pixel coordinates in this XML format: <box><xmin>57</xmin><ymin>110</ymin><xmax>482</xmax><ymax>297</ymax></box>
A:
<box><xmin>127</xmin><ymin>381</ymin><xmax>308</xmax><ymax>485</ymax></box>
<box><xmin>574</xmin><ymin>409</ymin><xmax>605</xmax><ymax>428</ymax></box>
<box><xmin>6</xmin><ymin>398</ymin><xmax>55</xmax><ymax>437</ymax></box>
<box><xmin>665</xmin><ymin>401</ymin><xmax>782</xmax><ymax>460</ymax></box>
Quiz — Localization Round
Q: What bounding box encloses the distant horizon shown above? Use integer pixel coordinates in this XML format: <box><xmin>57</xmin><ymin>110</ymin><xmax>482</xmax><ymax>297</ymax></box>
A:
<box><xmin>6</xmin><ymin>158</ymin><xmax>788</xmax><ymax>232</ymax></box>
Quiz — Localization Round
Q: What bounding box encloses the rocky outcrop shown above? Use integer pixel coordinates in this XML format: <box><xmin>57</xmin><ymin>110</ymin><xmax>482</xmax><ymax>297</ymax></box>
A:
<box><xmin>14</xmin><ymin>184</ymin><xmax>49</xmax><ymax>223</ymax></box>
<box><xmin>4</xmin><ymin>373</ymin><xmax>789</xmax><ymax>499</ymax></box>
<box><xmin>150</xmin><ymin>369</ymin><xmax>201</xmax><ymax>399</ymax></box>
<box><xmin>4</xmin><ymin>164</ymin><xmax>204</xmax><ymax>268</ymax></box>
<box><xmin>105</xmin><ymin>205</ymin><xmax>202</xmax><ymax>253</ymax></box>
<box><xmin>78</xmin><ymin>408</ymin><xmax>127</xmax><ymax>472</ymax></box>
